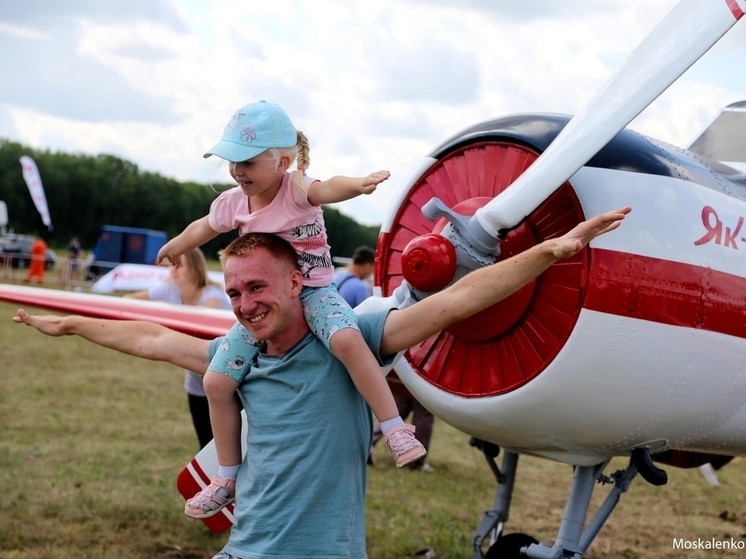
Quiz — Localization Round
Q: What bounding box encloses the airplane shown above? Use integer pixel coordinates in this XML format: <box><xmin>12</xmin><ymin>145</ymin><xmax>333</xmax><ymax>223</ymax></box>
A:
<box><xmin>366</xmin><ymin>99</ymin><xmax>746</xmax><ymax>557</ymax></box>
<box><xmin>1</xmin><ymin>0</ymin><xmax>745</xmax><ymax>557</ymax></box>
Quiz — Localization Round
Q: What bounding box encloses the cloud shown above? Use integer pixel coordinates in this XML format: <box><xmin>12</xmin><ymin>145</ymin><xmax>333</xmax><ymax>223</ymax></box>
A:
<box><xmin>0</xmin><ymin>0</ymin><xmax>187</xmax><ymax>30</ymax></box>
<box><xmin>0</xmin><ymin>105</ymin><xmax>18</xmax><ymax>139</ymax></box>
<box><xmin>0</xmin><ymin>33</ymin><xmax>177</xmax><ymax>123</ymax></box>
<box><xmin>0</xmin><ymin>2</ymin><xmax>187</xmax><ymax>124</ymax></box>
<box><xmin>0</xmin><ymin>0</ymin><xmax>743</xmax><ymax>227</ymax></box>
<box><xmin>406</xmin><ymin>0</ymin><xmax>629</xmax><ymax>22</ymax></box>
<box><xmin>373</xmin><ymin>40</ymin><xmax>480</xmax><ymax>104</ymax></box>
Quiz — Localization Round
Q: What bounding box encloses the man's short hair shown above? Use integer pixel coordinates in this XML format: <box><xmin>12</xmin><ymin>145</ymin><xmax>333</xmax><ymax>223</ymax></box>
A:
<box><xmin>219</xmin><ymin>233</ymin><xmax>300</xmax><ymax>271</ymax></box>
<box><xmin>352</xmin><ymin>246</ymin><xmax>375</xmax><ymax>265</ymax></box>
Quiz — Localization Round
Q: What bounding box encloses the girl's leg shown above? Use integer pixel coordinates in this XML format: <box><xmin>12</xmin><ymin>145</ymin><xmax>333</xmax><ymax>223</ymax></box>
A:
<box><xmin>184</xmin><ymin>320</ymin><xmax>260</xmax><ymax>519</ymax></box>
<box><xmin>184</xmin><ymin>371</ymin><xmax>241</xmax><ymax>518</ymax></box>
<box><xmin>203</xmin><ymin>320</ymin><xmax>260</xmax><ymax>467</ymax></box>
<box><xmin>184</xmin><ymin>370</ymin><xmax>241</xmax><ymax>519</ymax></box>
<box><xmin>203</xmin><ymin>371</ymin><xmax>243</xmax><ymax>468</ymax></box>
<box><xmin>329</xmin><ymin>329</ymin><xmax>426</xmax><ymax>467</ymax></box>
<box><xmin>303</xmin><ymin>286</ymin><xmax>426</xmax><ymax>467</ymax></box>
<box><xmin>329</xmin><ymin>328</ymin><xmax>399</xmax><ymax>423</ymax></box>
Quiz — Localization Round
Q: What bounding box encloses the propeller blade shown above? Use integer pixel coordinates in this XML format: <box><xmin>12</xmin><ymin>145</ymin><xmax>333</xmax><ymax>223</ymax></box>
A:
<box><xmin>475</xmin><ymin>0</ymin><xmax>745</xmax><ymax>238</ymax></box>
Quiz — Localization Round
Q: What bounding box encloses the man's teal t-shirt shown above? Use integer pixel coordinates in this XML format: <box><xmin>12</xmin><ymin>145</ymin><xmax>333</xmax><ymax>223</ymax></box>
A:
<box><xmin>208</xmin><ymin>310</ymin><xmax>390</xmax><ymax>559</ymax></box>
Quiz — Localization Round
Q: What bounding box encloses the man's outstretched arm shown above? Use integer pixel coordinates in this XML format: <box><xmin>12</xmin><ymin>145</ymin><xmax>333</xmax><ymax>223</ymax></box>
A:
<box><xmin>380</xmin><ymin>206</ymin><xmax>631</xmax><ymax>355</ymax></box>
<box><xmin>13</xmin><ymin>309</ymin><xmax>212</xmax><ymax>373</ymax></box>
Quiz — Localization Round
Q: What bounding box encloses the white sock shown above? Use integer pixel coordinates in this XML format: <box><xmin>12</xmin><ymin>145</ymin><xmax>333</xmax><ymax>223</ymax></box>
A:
<box><xmin>380</xmin><ymin>416</ymin><xmax>404</xmax><ymax>435</ymax></box>
<box><xmin>218</xmin><ymin>464</ymin><xmax>241</xmax><ymax>480</ymax></box>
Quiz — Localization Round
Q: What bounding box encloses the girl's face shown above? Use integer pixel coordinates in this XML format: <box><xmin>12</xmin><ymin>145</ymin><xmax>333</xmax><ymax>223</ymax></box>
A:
<box><xmin>229</xmin><ymin>151</ymin><xmax>288</xmax><ymax>198</ymax></box>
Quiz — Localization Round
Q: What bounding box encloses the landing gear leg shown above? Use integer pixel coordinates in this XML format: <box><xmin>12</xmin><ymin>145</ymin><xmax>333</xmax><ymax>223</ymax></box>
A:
<box><xmin>471</xmin><ymin>441</ymin><xmax>537</xmax><ymax>558</ymax></box>
<box><xmin>522</xmin><ymin>459</ymin><xmax>639</xmax><ymax>558</ymax></box>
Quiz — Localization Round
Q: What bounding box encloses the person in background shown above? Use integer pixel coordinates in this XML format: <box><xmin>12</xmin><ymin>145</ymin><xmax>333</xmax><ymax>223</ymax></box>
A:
<box><xmin>23</xmin><ymin>235</ymin><xmax>48</xmax><ymax>285</ymax></box>
<box><xmin>84</xmin><ymin>236</ymin><xmax>103</xmax><ymax>281</ymax></box>
<box><xmin>65</xmin><ymin>236</ymin><xmax>82</xmax><ymax>285</ymax></box>
<box><xmin>333</xmin><ymin>245</ymin><xmax>375</xmax><ymax>308</ymax></box>
<box><xmin>125</xmin><ymin>248</ymin><xmax>231</xmax><ymax>449</ymax></box>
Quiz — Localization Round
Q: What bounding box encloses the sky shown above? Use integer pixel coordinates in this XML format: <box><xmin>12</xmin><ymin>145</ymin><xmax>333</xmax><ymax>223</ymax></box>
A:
<box><xmin>1</xmin><ymin>0</ymin><xmax>745</xmax><ymax>226</ymax></box>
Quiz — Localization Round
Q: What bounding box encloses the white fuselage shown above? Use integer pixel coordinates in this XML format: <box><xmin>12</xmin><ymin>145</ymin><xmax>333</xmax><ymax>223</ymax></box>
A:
<box><xmin>392</xmin><ymin>165</ymin><xmax>746</xmax><ymax>466</ymax></box>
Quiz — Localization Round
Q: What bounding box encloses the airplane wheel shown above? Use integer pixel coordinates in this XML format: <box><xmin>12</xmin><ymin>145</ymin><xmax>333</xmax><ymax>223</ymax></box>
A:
<box><xmin>484</xmin><ymin>533</ymin><xmax>539</xmax><ymax>558</ymax></box>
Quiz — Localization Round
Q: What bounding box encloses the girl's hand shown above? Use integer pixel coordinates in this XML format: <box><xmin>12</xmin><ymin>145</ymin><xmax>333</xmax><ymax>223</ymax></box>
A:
<box><xmin>360</xmin><ymin>170</ymin><xmax>390</xmax><ymax>194</ymax></box>
<box><xmin>156</xmin><ymin>244</ymin><xmax>183</xmax><ymax>268</ymax></box>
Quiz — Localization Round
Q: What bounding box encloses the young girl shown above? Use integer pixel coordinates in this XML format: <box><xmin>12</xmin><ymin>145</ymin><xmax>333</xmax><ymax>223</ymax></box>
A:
<box><xmin>157</xmin><ymin>100</ymin><xmax>426</xmax><ymax>519</ymax></box>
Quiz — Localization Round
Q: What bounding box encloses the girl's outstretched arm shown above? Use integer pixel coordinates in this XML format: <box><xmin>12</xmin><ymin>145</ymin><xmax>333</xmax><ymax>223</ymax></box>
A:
<box><xmin>156</xmin><ymin>216</ymin><xmax>218</xmax><ymax>267</ymax></box>
<box><xmin>307</xmin><ymin>170</ymin><xmax>390</xmax><ymax>205</ymax></box>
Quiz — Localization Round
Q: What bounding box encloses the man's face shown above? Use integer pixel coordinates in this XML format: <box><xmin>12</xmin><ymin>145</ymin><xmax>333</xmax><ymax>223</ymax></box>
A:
<box><xmin>222</xmin><ymin>247</ymin><xmax>303</xmax><ymax>345</ymax></box>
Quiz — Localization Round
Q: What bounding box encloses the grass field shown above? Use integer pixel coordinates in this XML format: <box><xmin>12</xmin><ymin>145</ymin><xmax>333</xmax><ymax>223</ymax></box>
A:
<box><xmin>0</xmin><ymin>295</ymin><xmax>744</xmax><ymax>558</ymax></box>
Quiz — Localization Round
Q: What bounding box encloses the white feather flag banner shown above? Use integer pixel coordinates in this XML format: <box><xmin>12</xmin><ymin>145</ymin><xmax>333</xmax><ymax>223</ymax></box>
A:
<box><xmin>91</xmin><ymin>263</ymin><xmax>225</xmax><ymax>294</ymax></box>
<box><xmin>19</xmin><ymin>155</ymin><xmax>53</xmax><ymax>231</ymax></box>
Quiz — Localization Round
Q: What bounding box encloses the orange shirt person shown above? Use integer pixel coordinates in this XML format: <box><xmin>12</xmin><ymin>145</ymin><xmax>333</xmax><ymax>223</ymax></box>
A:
<box><xmin>24</xmin><ymin>237</ymin><xmax>48</xmax><ymax>285</ymax></box>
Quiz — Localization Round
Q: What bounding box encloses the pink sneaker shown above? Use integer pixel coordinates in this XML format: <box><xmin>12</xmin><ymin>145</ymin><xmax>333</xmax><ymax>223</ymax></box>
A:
<box><xmin>184</xmin><ymin>475</ymin><xmax>236</xmax><ymax>519</ymax></box>
<box><xmin>384</xmin><ymin>424</ymin><xmax>427</xmax><ymax>468</ymax></box>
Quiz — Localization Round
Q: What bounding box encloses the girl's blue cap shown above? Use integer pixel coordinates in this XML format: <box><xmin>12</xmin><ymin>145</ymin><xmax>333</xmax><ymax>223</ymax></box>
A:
<box><xmin>203</xmin><ymin>100</ymin><xmax>296</xmax><ymax>162</ymax></box>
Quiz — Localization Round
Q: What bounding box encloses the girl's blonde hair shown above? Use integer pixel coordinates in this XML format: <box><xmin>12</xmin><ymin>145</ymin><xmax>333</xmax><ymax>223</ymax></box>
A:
<box><xmin>266</xmin><ymin>131</ymin><xmax>310</xmax><ymax>190</ymax></box>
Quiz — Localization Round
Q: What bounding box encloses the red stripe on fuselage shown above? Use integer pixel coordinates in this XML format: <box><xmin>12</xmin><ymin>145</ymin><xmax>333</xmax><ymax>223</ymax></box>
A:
<box><xmin>585</xmin><ymin>249</ymin><xmax>746</xmax><ymax>338</ymax></box>
<box><xmin>725</xmin><ymin>0</ymin><xmax>745</xmax><ymax>19</ymax></box>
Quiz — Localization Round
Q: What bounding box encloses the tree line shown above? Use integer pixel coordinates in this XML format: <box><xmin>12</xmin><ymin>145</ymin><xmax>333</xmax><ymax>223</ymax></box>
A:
<box><xmin>0</xmin><ymin>139</ymin><xmax>380</xmax><ymax>260</ymax></box>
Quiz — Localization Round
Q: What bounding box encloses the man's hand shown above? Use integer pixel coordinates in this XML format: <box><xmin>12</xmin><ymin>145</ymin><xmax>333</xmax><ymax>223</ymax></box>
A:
<box><xmin>550</xmin><ymin>206</ymin><xmax>632</xmax><ymax>259</ymax></box>
<box><xmin>359</xmin><ymin>170</ymin><xmax>390</xmax><ymax>195</ymax></box>
<box><xmin>13</xmin><ymin>309</ymin><xmax>70</xmax><ymax>336</ymax></box>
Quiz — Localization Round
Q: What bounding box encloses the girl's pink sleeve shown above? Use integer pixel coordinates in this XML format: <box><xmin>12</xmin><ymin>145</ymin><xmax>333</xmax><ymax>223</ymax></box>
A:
<box><xmin>288</xmin><ymin>171</ymin><xmax>319</xmax><ymax>209</ymax></box>
<box><xmin>208</xmin><ymin>187</ymin><xmax>242</xmax><ymax>233</ymax></box>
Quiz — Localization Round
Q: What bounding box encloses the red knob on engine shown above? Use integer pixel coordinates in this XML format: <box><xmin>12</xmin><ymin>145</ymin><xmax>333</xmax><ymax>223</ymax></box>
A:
<box><xmin>401</xmin><ymin>234</ymin><xmax>457</xmax><ymax>292</ymax></box>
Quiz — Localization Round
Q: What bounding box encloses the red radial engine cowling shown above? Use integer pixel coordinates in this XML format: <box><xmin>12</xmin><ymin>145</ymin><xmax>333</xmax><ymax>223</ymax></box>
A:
<box><xmin>376</xmin><ymin>141</ymin><xmax>586</xmax><ymax>397</ymax></box>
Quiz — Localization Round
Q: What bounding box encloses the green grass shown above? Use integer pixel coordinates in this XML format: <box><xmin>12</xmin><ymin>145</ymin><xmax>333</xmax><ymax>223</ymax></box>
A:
<box><xmin>0</xmin><ymin>298</ymin><xmax>744</xmax><ymax>558</ymax></box>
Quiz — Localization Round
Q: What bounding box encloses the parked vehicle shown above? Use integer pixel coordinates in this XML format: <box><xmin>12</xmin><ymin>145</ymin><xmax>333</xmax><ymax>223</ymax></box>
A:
<box><xmin>86</xmin><ymin>225</ymin><xmax>168</xmax><ymax>280</ymax></box>
<box><xmin>0</xmin><ymin>234</ymin><xmax>57</xmax><ymax>270</ymax></box>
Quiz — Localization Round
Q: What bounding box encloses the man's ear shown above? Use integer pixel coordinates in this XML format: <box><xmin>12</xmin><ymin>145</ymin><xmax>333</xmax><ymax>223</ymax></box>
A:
<box><xmin>290</xmin><ymin>269</ymin><xmax>304</xmax><ymax>297</ymax></box>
